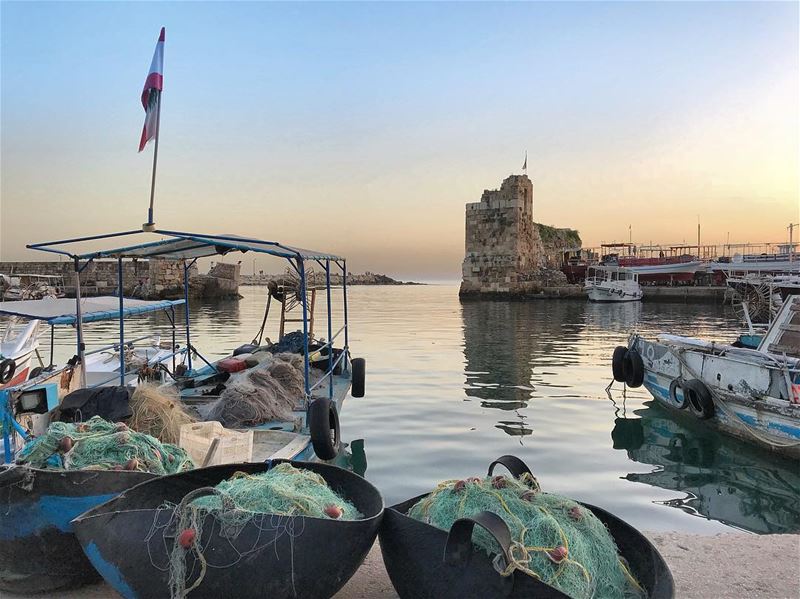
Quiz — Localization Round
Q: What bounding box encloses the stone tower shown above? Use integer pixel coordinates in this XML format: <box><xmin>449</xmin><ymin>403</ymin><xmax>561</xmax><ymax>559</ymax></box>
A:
<box><xmin>461</xmin><ymin>174</ymin><xmax>545</xmax><ymax>294</ymax></box>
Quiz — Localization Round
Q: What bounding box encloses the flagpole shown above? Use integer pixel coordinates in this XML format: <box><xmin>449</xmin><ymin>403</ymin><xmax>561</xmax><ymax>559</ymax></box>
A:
<box><xmin>143</xmin><ymin>91</ymin><xmax>161</xmax><ymax>232</ymax></box>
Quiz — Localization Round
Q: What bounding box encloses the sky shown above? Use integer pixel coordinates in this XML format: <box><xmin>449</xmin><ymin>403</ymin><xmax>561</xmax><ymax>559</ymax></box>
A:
<box><xmin>1</xmin><ymin>1</ymin><xmax>798</xmax><ymax>280</ymax></box>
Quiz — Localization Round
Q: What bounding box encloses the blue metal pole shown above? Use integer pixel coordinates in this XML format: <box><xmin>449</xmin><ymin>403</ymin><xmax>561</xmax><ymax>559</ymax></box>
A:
<box><xmin>299</xmin><ymin>258</ymin><xmax>310</xmax><ymax>398</ymax></box>
<box><xmin>73</xmin><ymin>258</ymin><xmax>87</xmax><ymax>388</ymax></box>
<box><xmin>342</xmin><ymin>259</ymin><xmax>349</xmax><ymax>361</ymax></box>
<box><xmin>184</xmin><ymin>261</ymin><xmax>192</xmax><ymax>371</ymax></box>
<box><xmin>326</xmin><ymin>260</ymin><xmax>333</xmax><ymax>400</ymax></box>
<box><xmin>1</xmin><ymin>391</ymin><xmax>11</xmax><ymax>464</ymax></box>
<box><xmin>117</xmin><ymin>256</ymin><xmax>125</xmax><ymax>386</ymax></box>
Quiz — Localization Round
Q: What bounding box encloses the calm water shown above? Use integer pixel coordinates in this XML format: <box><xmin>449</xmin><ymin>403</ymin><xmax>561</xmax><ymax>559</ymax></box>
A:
<box><xmin>31</xmin><ymin>285</ymin><xmax>800</xmax><ymax>535</ymax></box>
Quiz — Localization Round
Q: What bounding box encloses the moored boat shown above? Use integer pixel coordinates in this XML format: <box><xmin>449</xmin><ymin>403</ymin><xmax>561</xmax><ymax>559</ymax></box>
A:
<box><xmin>584</xmin><ymin>265</ymin><xmax>643</xmax><ymax>302</ymax></box>
<box><xmin>610</xmin><ymin>295</ymin><xmax>800</xmax><ymax>458</ymax></box>
<box><xmin>0</xmin><ymin>230</ymin><xmax>366</xmax><ymax>593</ymax></box>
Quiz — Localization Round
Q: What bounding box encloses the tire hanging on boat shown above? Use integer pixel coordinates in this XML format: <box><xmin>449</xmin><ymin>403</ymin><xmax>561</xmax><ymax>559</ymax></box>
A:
<box><xmin>668</xmin><ymin>379</ymin><xmax>689</xmax><ymax>409</ymax></box>
<box><xmin>683</xmin><ymin>379</ymin><xmax>714</xmax><ymax>420</ymax></box>
<box><xmin>611</xmin><ymin>347</ymin><xmax>628</xmax><ymax>382</ymax></box>
<box><xmin>0</xmin><ymin>359</ymin><xmax>16</xmax><ymax>384</ymax></box>
<box><xmin>623</xmin><ymin>350</ymin><xmax>645</xmax><ymax>388</ymax></box>
<box><xmin>351</xmin><ymin>357</ymin><xmax>366</xmax><ymax>398</ymax></box>
<box><xmin>309</xmin><ymin>397</ymin><xmax>340</xmax><ymax>460</ymax></box>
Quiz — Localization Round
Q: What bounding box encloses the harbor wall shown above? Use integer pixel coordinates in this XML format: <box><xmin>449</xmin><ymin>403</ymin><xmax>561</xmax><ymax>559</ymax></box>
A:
<box><xmin>460</xmin><ymin>174</ymin><xmax>580</xmax><ymax>296</ymax></box>
<box><xmin>460</xmin><ymin>285</ymin><xmax>729</xmax><ymax>303</ymax></box>
<box><xmin>0</xmin><ymin>260</ymin><xmax>240</xmax><ymax>299</ymax></box>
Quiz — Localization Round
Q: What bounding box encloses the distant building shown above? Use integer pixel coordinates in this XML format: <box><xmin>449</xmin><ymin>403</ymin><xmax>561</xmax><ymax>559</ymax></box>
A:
<box><xmin>460</xmin><ymin>174</ymin><xmax>580</xmax><ymax>296</ymax></box>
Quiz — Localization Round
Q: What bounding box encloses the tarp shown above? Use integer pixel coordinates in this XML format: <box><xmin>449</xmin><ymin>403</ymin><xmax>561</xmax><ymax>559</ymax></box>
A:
<box><xmin>27</xmin><ymin>230</ymin><xmax>344</xmax><ymax>262</ymax></box>
<box><xmin>0</xmin><ymin>296</ymin><xmax>184</xmax><ymax>325</ymax></box>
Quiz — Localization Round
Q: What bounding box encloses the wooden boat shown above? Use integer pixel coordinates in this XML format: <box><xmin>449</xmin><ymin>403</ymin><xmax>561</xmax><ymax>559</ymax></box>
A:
<box><xmin>0</xmin><ymin>229</ymin><xmax>365</xmax><ymax>593</ymax></box>
<box><xmin>0</xmin><ymin>318</ymin><xmax>40</xmax><ymax>389</ymax></box>
<box><xmin>584</xmin><ymin>265</ymin><xmax>643</xmax><ymax>302</ymax></box>
<box><xmin>611</xmin><ymin>295</ymin><xmax>800</xmax><ymax>458</ymax></box>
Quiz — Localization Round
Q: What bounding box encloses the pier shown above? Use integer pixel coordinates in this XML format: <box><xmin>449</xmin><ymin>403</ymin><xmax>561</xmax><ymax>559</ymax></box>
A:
<box><xmin>460</xmin><ymin>285</ymin><xmax>730</xmax><ymax>303</ymax></box>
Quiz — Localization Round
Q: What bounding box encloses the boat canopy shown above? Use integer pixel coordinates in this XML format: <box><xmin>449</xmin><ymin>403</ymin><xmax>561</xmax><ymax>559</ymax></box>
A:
<box><xmin>27</xmin><ymin>230</ymin><xmax>343</xmax><ymax>262</ymax></box>
<box><xmin>0</xmin><ymin>297</ymin><xmax>184</xmax><ymax>325</ymax></box>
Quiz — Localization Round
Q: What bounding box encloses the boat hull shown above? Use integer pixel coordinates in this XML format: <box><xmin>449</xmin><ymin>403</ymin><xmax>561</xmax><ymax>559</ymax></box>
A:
<box><xmin>585</xmin><ymin>285</ymin><xmax>642</xmax><ymax>302</ymax></box>
<box><xmin>630</xmin><ymin>336</ymin><xmax>800</xmax><ymax>459</ymax></box>
<box><xmin>0</xmin><ymin>466</ymin><xmax>154</xmax><ymax>594</ymax></box>
<box><xmin>72</xmin><ymin>461</ymin><xmax>383</xmax><ymax>599</ymax></box>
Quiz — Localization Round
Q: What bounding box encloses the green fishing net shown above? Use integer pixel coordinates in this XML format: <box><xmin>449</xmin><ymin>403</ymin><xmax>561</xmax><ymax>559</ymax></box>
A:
<box><xmin>408</xmin><ymin>473</ymin><xmax>644</xmax><ymax>599</ymax></box>
<box><xmin>16</xmin><ymin>415</ymin><xmax>194</xmax><ymax>474</ymax></box>
<box><xmin>189</xmin><ymin>463</ymin><xmax>362</xmax><ymax>519</ymax></box>
<box><xmin>163</xmin><ymin>463</ymin><xmax>362</xmax><ymax>598</ymax></box>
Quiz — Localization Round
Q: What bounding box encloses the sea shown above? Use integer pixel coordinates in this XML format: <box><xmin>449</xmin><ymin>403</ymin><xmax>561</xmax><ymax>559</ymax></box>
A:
<box><xmin>28</xmin><ymin>284</ymin><xmax>800</xmax><ymax>535</ymax></box>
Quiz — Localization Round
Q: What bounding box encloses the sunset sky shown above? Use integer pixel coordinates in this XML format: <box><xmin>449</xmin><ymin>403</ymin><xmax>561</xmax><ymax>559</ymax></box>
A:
<box><xmin>1</xmin><ymin>1</ymin><xmax>797</xmax><ymax>280</ymax></box>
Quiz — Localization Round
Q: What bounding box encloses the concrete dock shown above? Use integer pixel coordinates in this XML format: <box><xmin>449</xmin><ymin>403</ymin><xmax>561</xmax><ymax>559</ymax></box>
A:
<box><xmin>15</xmin><ymin>533</ymin><xmax>798</xmax><ymax>598</ymax></box>
<box><xmin>461</xmin><ymin>285</ymin><xmax>730</xmax><ymax>303</ymax></box>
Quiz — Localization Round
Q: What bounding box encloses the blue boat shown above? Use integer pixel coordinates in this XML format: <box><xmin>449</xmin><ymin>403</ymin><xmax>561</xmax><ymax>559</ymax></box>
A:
<box><xmin>610</xmin><ymin>295</ymin><xmax>800</xmax><ymax>459</ymax></box>
<box><xmin>0</xmin><ymin>229</ymin><xmax>365</xmax><ymax>593</ymax></box>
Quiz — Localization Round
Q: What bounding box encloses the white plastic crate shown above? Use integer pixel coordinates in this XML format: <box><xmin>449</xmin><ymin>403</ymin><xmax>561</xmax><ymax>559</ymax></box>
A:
<box><xmin>179</xmin><ymin>421</ymin><xmax>254</xmax><ymax>466</ymax></box>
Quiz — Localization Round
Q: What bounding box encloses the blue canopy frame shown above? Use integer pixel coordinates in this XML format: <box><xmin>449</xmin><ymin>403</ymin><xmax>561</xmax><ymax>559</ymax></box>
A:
<box><xmin>25</xmin><ymin>229</ymin><xmax>351</xmax><ymax>399</ymax></box>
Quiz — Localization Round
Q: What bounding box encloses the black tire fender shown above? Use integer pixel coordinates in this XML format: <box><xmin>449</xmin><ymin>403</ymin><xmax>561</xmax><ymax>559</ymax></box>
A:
<box><xmin>308</xmin><ymin>397</ymin><xmax>340</xmax><ymax>460</ymax></box>
<box><xmin>612</xmin><ymin>346</ymin><xmax>628</xmax><ymax>382</ymax></box>
<box><xmin>623</xmin><ymin>350</ymin><xmax>645</xmax><ymax>388</ymax></box>
<box><xmin>28</xmin><ymin>366</ymin><xmax>43</xmax><ymax>381</ymax></box>
<box><xmin>669</xmin><ymin>378</ymin><xmax>690</xmax><ymax>409</ymax></box>
<box><xmin>351</xmin><ymin>357</ymin><xmax>366</xmax><ymax>398</ymax></box>
<box><xmin>0</xmin><ymin>359</ymin><xmax>16</xmax><ymax>384</ymax></box>
<box><xmin>684</xmin><ymin>379</ymin><xmax>715</xmax><ymax>420</ymax></box>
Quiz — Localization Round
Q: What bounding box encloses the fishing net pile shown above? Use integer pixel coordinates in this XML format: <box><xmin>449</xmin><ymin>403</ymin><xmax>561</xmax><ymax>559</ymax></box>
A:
<box><xmin>409</xmin><ymin>473</ymin><xmax>644</xmax><ymax>599</ymax></box>
<box><xmin>206</xmin><ymin>352</ymin><xmax>316</xmax><ymax>427</ymax></box>
<box><xmin>162</xmin><ymin>463</ymin><xmax>361</xmax><ymax>597</ymax></box>
<box><xmin>16</xmin><ymin>416</ymin><xmax>194</xmax><ymax>474</ymax></box>
<box><xmin>129</xmin><ymin>383</ymin><xmax>197</xmax><ymax>444</ymax></box>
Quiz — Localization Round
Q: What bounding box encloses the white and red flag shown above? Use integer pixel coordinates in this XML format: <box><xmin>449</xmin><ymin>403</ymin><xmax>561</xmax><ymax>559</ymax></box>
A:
<box><xmin>138</xmin><ymin>27</ymin><xmax>165</xmax><ymax>152</ymax></box>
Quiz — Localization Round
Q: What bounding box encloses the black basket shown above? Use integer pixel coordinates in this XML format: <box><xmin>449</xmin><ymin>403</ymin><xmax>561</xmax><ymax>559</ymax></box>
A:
<box><xmin>379</xmin><ymin>455</ymin><xmax>674</xmax><ymax>599</ymax></box>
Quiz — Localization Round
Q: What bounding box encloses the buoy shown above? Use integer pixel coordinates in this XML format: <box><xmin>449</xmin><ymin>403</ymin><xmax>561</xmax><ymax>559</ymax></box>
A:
<box><xmin>59</xmin><ymin>437</ymin><xmax>74</xmax><ymax>453</ymax></box>
<box><xmin>178</xmin><ymin>528</ymin><xmax>196</xmax><ymax>549</ymax></box>
<box><xmin>546</xmin><ymin>546</ymin><xmax>568</xmax><ymax>563</ymax></box>
<box><xmin>324</xmin><ymin>505</ymin><xmax>343</xmax><ymax>519</ymax></box>
<box><xmin>491</xmin><ymin>475</ymin><xmax>507</xmax><ymax>489</ymax></box>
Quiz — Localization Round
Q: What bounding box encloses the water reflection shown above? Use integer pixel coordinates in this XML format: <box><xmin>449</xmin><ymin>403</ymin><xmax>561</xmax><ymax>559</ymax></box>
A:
<box><xmin>611</xmin><ymin>399</ymin><xmax>800</xmax><ymax>534</ymax></box>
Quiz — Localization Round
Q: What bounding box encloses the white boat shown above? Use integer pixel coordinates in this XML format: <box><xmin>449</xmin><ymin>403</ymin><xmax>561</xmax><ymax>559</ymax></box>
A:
<box><xmin>611</xmin><ymin>295</ymin><xmax>800</xmax><ymax>458</ymax></box>
<box><xmin>622</xmin><ymin>260</ymin><xmax>706</xmax><ymax>276</ymax></box>
<box><xmin>0</xmin><ymin>317</ymin><xmax>41</xmax><ymax>388</ymax></box>
<box><xmin>584</xmin><ymin>265</ymin><xmax>643</xmax><ymax>302</ymax></box>
<box><xmin>1</xmin><ymin>273</ymin><xmax>65</xmax><ymax>301</ymax></box>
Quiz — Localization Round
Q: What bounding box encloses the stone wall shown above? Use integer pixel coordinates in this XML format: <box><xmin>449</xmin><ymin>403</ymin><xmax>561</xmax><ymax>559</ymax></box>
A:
<box><xmin>0</xmin><ymin>259</ymin><xmax>241</xmax><ymax>299</ymax></box>
<box><xmin>460</xmin><ymin>174</ymin><xmax>580</xmax><ymax>297</ymax></box>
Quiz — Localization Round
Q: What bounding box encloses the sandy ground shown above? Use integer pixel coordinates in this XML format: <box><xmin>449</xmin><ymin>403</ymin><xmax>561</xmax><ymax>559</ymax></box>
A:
<box><xmin>6</xmin><ymin>533</ymin><xmax>799</xmax><ymax>598</ymax></box>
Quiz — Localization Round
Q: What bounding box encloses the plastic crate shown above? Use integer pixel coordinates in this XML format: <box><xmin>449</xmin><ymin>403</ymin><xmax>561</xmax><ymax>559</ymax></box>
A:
<box><xmin>179</xmin><ymin>421</ymin><xmax>254</xmax><ymax>466</ymax></box>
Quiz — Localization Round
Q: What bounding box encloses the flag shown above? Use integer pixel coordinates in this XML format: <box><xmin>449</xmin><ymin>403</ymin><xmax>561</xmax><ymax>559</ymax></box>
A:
<box><xmin>139</xmin><ymin>27</ymin><xmax>165</xmax><ymax>152</ymax></box>
<box><xmin>522</xmin><ymin>151</ymin><xmax>527</xmax><ymax>172</ymax></box>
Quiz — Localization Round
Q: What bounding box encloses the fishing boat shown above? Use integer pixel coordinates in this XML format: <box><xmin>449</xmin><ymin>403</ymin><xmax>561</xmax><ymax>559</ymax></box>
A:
<box><xmin>0</xmin><ymin>273</ymin><xmax>65</xmax><ymax>301</ymax></box>
<box><xmin>610</xmin><ymin>295</ymin><xmax>800</xmax><ymax>458</ymax></box>
<box><xmin>0</xmin><ymin>318</ymin><xmax>40</xmax><ymax>389</ymax></box>
<box><xmin>584</xmin><ymin>265</ymin><xmax>643</xmax><ymax>302</ymax></box>
<box><xmin>0</xmin><ymin>230</ymin><xmax>365</xmax><ymax>593</ymax></box>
